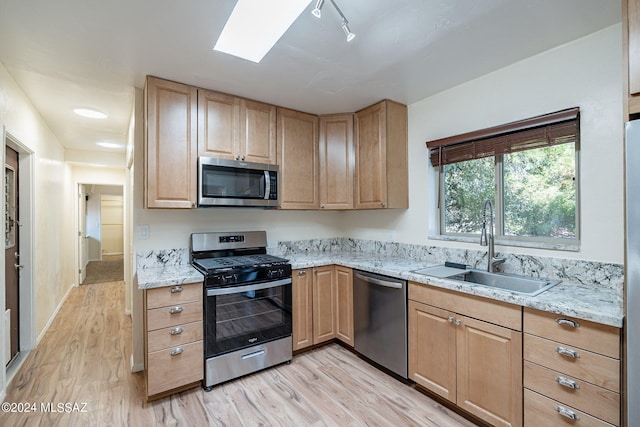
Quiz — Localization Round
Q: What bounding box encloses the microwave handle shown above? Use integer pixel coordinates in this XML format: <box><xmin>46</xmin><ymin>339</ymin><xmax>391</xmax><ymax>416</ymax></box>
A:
<box><xmin>264</xmin><ymin>171</ymin><xmax>271</xmax><ymax>200</ymax></box>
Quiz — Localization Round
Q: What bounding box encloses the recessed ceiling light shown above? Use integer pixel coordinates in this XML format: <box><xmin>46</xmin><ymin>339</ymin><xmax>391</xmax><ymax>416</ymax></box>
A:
<box><xmin>73</xmin><ymin>108</ymin><xmax>108</xmax><ymax>119</ymax></box>
<box><xmin>96</xmin><ymin>142</ymin><xmax>124</xmax><ymax>149</ymax></box>
<box><xmin>214</xmin><ymin>0</ymin><xmax>312</xmax><ymax>63</ymax></box>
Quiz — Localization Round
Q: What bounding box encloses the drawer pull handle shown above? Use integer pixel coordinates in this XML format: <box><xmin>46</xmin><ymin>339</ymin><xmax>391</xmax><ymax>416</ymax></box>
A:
<box><xmin>241</xmin><ymin>349</ymin><xmax>266</xmax><ymax>360</ymax></box>
<box><xmin>170</xmin><ymin>327</ymin><xmax>183</xmax><ymax>335</ymax></box>
<box><xmin>556</xmin><ymin>405</ymin><xmax>580</xmax><ymax>421</ymax></box>
<box><xmin>170</xmin><ymin>285</ymin><xmax>184</xmax><ymax>293</ymax></box>
<box><xmin>170</xmin><ymin>347</ymin><xmax>184</xmax><ymax>356</ymax></box>
<box><xmin>556</xmin><ymin>376</ymin><xmax>580</xmax><ymax>389</ymax></box>
<box><xmin>556</xmin><ymin>346</ymin><xmax>580</xmax><ymax>359</ymax></box>
<box><xmin>169</xmin><ymin>306</ymin><xmax>183</xmax><ymax>314</ymax></box>
<box><xmin>556</xmin><ymin>318</ymin><xmax>580</xmax><ymax>328</ymax></box>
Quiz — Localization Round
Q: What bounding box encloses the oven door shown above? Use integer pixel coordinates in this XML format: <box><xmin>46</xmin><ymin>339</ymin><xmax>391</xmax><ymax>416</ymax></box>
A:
<box><xmin>204</xmin><ymin>278</ymin><xmax>292</xmax><ymax>358</ymax></box>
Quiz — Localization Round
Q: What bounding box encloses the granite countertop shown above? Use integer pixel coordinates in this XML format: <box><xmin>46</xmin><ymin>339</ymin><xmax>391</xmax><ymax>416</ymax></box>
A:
<box><xmin>137</xmin><ymin>250</ymin><xmax>623</xmax><ymax>328</ymax></box>
<box><xmin>285</xmin><ymin>251</ymin><xmax>623</xmax><ymax>328</ymax></box>
<box><xmin>137</xmin><ymin>264</ymin><xmax>204</xmax><ymax>290</ymax></box>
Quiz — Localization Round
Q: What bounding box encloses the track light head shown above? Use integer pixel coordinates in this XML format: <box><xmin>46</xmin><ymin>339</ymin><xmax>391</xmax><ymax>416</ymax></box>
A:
<box><xmin>311</xmin><ymin>0</ymin><xmax>324</xmax><ymax>18</ymax></box>
<box><xmin>341</xmin><ymin>20</ymin><xmax>355</xmax><ymax>42</ymax></box>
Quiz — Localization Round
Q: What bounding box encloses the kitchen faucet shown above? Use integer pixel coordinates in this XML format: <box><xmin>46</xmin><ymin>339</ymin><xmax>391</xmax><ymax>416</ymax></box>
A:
<box><xmin>480</xmin><ymin>199</ymin><xmax>505</xmax><ymax>273</ymax></box>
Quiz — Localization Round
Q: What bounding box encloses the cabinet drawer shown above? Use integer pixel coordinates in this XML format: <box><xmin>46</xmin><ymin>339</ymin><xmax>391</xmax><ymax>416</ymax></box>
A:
<box><xmin>524</xmin><ymin>361</ymin><xmax>620</xmax><ymax>425</ymax></box>
<box><xmin>147</xmin><ymin>321</ymin><xmax>203</xmax><ymax>353</ymax></box>
<box><xmin>524</xmin><ymin>334</ymin><xmax>619</xmax><ymax>392</ymax></box>
<box><xmin>147</xmin><ymin>301</ymin><xmax>202</xmax><ymax>331</ymax></box>
<box><xmin>524</xmin><ymin>389</ymin><xmax>615</xmax><ymax>427</ymax></box>
<box><xmin>146</xmin><ymin>282</ymin><xmax>202</xmax><ymax>309</ymax></box>
<box><xmin>147</xmin><ymin>340</ymin><xmax>203</xmax><ymax>397</ymax></box>
<box><xmin>408</xmin><ymin>282</ymin><xmax>521</xmax><ymax>330</ymax></box>
<box><xmin>524</xmin><ymin>308</ymin><xmax>620</xmax><ymax>358</ymax></box>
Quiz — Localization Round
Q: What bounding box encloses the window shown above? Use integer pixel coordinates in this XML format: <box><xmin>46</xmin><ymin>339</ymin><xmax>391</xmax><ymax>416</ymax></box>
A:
<box><xmin>427</xmin><ymin>108</ymin><xmax>579</xmax><ymax>247</ymax></box>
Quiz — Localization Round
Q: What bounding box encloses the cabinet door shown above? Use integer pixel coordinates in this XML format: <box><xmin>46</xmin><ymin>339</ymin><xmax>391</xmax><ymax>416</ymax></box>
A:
<box><xmin>408</xmin><ymin>300</ymin><xmax>456</xmax><ymax>402</ymax></box>
<box><xmin>456</xmin><ymin>315</ymin><xmax>523</xmax><ymax>427</ymax></box>
<box><xmin>335</xmin><ymin>266</ymin><xmax>353</xmax><ymax>346</ymax></box>
<box><xmin>198</xmin><ymin>89</ymin><xmax>239</xmax><ymax>160</ymax></box>
<box><xmin>319</xmin><ymin>114</ymin><xmax>354</xmax><ymax>209</ymax></box>
<box><xmin>292</xmin><ymin>269</ymin><xmax>314</xmax><ymax>351</ymax></box>
<box><xmin>313</xmin><ymin>266</ymin><xmax>336</xmax><ymax>344</ymax></box>
<box><xmin>145</xmin><ymin>76</ymin><xmax>197</xmax><ymax>208</ymax></box>
<box><xmin>240</xmin><ymin>99</ymin><xmax>276</xmax><ymax>164</ymax></box>
<box><xmin>354</xmin><ymin>101</ymin><xmax>387</xmax><ymax>209</ymax></box>
<box><xmin>277</xmin><ymin>108</ymin><xmax>319</xmax><ymax>209</ymax></box>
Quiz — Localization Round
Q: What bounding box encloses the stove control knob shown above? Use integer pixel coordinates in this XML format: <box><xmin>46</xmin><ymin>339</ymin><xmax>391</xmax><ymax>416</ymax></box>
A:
<box><xmin>218</xmin><ymin>275</ymin><xmax>227</xmax><ymax>284</ymax></box>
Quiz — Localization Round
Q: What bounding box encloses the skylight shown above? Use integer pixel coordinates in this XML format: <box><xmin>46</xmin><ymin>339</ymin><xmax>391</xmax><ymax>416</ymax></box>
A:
<box><xmin>214</xmin><ymin>0</ymin><xmax>312</xmax><ymax>63</ymax></box>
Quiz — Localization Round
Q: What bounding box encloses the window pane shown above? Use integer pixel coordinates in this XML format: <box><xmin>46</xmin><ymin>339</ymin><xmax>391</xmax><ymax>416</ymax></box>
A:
<box><xmin>443</xmin><ymin>158</ymin><xmax>494</xmax><ymax>234</ymax></box>
<box><xmin>503</xmin><ymin>143</ymin><xmax>576</xmax><ymax>239</ymax></box>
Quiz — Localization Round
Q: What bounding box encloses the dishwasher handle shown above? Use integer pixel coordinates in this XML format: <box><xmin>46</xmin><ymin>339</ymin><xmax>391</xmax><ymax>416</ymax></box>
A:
<box><xmin>355</xmin><ymin>272</ymin><xmax>403</xmax><ymax>289</ymax></box>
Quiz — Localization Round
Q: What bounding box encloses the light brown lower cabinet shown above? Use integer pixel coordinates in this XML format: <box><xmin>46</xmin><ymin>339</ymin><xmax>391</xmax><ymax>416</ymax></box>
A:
<box><xmin>144</xmin><ymin>282</ymin><xmax>204</xmax><ymax>399</ymax></box>
<box><xmin>408</xmin><ymin>282</ymin><xmax>522</xmax><ymax>427</ymax></box>
<box><xmin>335</xmin><ymin>266</ymin><xmax>354</xmax><ymax>346</ymax></box>
<box><xmin>292</xmin><ymin>266</ymin><xmax>353</xmax><ymax>351</ymax></box>
<box><xmin>523</xmin><ymin>308</ymin><xmax>621</xmax><ymax>426</ymax></box>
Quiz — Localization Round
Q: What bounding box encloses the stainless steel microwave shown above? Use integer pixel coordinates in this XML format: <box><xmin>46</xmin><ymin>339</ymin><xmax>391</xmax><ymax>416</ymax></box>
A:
<box><xmin>198</xmin><ymin>157</ymin><xmax>279</xmax><ymax>207</ymax></box>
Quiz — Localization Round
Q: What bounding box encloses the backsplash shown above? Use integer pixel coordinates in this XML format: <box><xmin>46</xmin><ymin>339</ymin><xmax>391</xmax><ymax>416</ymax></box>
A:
<box><xmin>275</xmin><ymin>238</ymin><xmax>624</xmax><ymax>291</ymax></box>
<box><xmin>136</xmin><ymin>248</ymin><xmax>189</xmax><ymax>269</ymax></box>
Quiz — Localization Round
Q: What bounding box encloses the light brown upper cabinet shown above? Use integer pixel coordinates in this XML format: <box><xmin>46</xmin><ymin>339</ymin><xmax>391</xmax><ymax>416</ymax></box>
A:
<box><xmin>198</xmin><ymin>90</ymin><xmax>276</xmax><ymax>164</ymax></box>
<box><xmin>354</xmin><ymin>100</ymin><xmax>408</xmax><ymax>209</ymax></box>
<box><xmin>277</xmin><ymin>108</ymin><xmax>319</xmax><ymax>209</ymax></box>
<box><xmin>198</xmin><ymin>89</ymin><xmax>239</xmax><ymax>160</ymax></box>
<box><xmin>319</xmin><ymin>114</ymin><xmax>354</xmax><ymax>210</ymax></box>
<box><xmin>241</xmin><ymin>99</ymin><xmax>277</xmax><ymax>164</ymax></box>
<box><xmin>626</xmin><ymin>0</ymin><xmax>640</xmax><ymax>117</ymax></box>
<box><xmin>145</xmin><ymin>76</ymin><xmax>198</xmax><ymax>209</ymax></box>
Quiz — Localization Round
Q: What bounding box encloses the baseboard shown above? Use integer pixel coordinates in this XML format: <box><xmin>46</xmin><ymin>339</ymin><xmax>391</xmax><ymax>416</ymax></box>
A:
<box><xmin>36</xmin><ymin>283</ymin><xmax>76</xmax><ymax>344</ymax></box>
<box><xmin>130</xmin><ymin>354</ymin><xmax>144</xmax><ymax>373</ymax></box>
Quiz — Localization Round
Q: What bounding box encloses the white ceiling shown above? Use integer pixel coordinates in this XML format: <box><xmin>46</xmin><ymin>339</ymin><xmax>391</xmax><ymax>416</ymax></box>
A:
<box><xmin>0</xmin><ymin>0</ymin><xmax>621</xmax><ymax>156</ymax></box>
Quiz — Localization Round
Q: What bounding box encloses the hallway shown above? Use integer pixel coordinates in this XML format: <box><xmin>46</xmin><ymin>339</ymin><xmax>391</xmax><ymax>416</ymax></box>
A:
<box><xmin>82</xmin><ymin>255</ymin><xmax>124</xmax><ymax>285</ymax></box>
<box><xmin>0</xmin><ymin>280</ymin><xmax>475</xmax><ymax>427</ymax></box>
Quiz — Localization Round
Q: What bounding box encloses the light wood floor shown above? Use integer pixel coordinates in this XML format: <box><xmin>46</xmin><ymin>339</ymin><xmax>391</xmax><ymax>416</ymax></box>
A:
<box><xmin>1</xmin><ymin>281</ymin><xmax>477</xmax><ymax>426</ymax></box>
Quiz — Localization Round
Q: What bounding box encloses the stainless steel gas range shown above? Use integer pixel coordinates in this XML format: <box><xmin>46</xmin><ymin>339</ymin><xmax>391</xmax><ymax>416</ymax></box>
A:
<box><xmin>190</xmin><ymin>231</ymin><xmax>292</xmax><ymax>391</ymax></box>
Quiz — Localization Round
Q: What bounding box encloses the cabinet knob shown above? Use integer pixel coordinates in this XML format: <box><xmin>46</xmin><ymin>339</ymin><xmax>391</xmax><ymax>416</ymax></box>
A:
<box><xmin>556</xmin><ymin>406</ymin><xmax>579</xmax><ymax>421</ymax></box>
<box><xmin>191</xmin><ymin>201</ymin><xmax>196</xmax><ymax>208</ymax></box>
<box><xmin>556</xmin><ymin>346</ymin><xmax>580</xmax><ymax>359</ymax></box>
<box><xmin>555</xmin><ymin>376</ymin><xmax>580</xmax><ymax>390</ymax></box>
<box><xmin>298</xmin><ymin>270</ymin><xmax>307</xmax><ymax>276</ymax></box>
<box><xmin>320</xmin><ymin>204</ymin><xmax>325</xmax><ymax>208</ymax></box>
<box><xmin>241</xmin><ymin>155</ymin><xmax>246</xmax><ymax>161</ymax></box>
<box><xmin>454</xmin><ymin>319</ymin><xmax>461</xmax><ymax>326</ymax></box>
<box><xmin>169</xmin><ymin>306</ymin><xmax>183</xmax><ymax>314</ymax></box>
<box><xmin>170</xmin><ymin>347</ymin><xmax>184</xmax><ymax>356</ymax></box>
<box><xmin>235</xmin><ymin>155</ymin><xmax>240</xmax><ymax>160</ymax></box>
<box><xmin>170</xmin><ymin>285</ymin><xmax>183</xmax><ymax>293</ymax></box>
<box><xmin>447</xmin><ymin>316</ymin><xmax>454</xmax><ymax>323</ymax></box>
<box><xmin>555</xmin><ymin>318</ymin><xmax>580</xmax><ymax>328</ymax></box>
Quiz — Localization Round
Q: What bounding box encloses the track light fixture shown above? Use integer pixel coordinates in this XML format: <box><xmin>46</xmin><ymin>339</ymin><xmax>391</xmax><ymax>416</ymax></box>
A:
<box><xmin>311</xmin><ymin>0</ymin><xmax>323</xmax><ymax>18</ymax></box>
<box><xmin>312</xmin><ymin>0</ymin><xmax>355</xmax><ymax>42</ymax></box>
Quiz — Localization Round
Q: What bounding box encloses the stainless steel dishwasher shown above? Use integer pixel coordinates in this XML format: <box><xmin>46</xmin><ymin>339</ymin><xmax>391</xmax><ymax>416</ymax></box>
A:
<box><xmin>353</xmin><ymin>270</ymin><xmax>407</xmax><ymax>378</ymax></box>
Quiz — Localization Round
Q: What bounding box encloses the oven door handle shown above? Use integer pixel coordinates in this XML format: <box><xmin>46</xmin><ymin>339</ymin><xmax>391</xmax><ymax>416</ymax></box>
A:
<box><xmin>206</xmin><ymin>278</ymin><xmax>292</xmax><ymax>296</ymax></box>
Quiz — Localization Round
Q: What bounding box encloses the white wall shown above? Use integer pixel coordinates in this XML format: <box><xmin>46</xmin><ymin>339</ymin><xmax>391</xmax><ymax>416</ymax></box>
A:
<box><xmin>340</xmin><ymin>24</ymin><xmax>624</xmax><ymax>264</ymax></box>
<box><xmin>0</xmin><ymin>61</ymin><xmax>75</xmax><ymax>398</ymax></box>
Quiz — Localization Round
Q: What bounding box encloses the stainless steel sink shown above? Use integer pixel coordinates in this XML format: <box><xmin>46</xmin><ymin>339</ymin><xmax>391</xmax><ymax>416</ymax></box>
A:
<box><xmin>456</xmin><ymin>270</ymin><xmax>560</xmax><ymax>296</ymax></box>
<box><xmin>412</xmin><ymin>266</ymin><xmax>560</xmax><ymax>296</ymax></box>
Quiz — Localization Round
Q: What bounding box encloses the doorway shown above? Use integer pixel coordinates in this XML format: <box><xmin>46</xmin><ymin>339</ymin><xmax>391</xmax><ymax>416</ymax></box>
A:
<box><xmin>78</xmin><ymin>185</ymin><xmax>124</xmax><ymax>285</ymax></box>
<box><xmin>2</xmin><ymin>129</ymin><xmax>35</xmax><ymax>382</ymax></box>
<box><xmin>5</xmin><ymin>146</ymin><xmax>20</xmax><ymax>364</ymax></box>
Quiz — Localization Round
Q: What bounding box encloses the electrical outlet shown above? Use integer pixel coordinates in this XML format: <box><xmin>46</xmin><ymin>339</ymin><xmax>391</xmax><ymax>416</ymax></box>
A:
<box><xmin>137</xmin><ymin>225</ymin><xmax>150</xmax><ymax>240</ymax></box>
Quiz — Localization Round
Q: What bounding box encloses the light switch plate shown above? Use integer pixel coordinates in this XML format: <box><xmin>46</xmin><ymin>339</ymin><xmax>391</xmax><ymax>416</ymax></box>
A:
<box><xmin>137</xmin><ymin>225</ymin><xmax>150</xmax><ymax>240</ymax></box>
